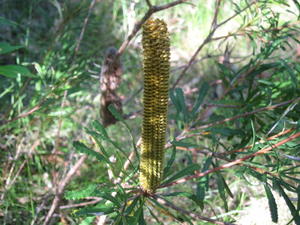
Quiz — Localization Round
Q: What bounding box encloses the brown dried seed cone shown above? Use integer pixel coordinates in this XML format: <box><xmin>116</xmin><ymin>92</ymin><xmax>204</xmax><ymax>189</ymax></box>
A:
<box><xmin>139</xmin><ymin>18</ymin><xmax>170</xmax><ymax>193</ymax></box>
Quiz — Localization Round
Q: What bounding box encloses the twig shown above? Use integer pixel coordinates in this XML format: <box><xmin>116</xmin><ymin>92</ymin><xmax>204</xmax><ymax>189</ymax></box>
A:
<box><xmin>172</xmin><ymin>0</ymin><xmax>257</xmax><ymax>88</ymax></box>
<box><xmin>211</xmin><ymin>0</ymin><xmax>222</xmax><ymax>30</ymax></box>
<box><xmin>160</xmin><ymin>132</ymin><xmax>300</xmax><ymax>188</ymax></box>
<box><xmin>211</xmin><ymin>18</ymin><xmax>300</xmax><ymax>42</ymax></box>
<box><xmin>1</xmin><ymin>137</ymin><xmax>25</xmax><ymax>200</ymax></box>
<box><xmin>117</xmin><ymin>0</ymin><xmax>189</xmax><ymax>56</ymax></box>
<box><xmin>1</xmin><ymin>75</ymin><xmax>73</xmax><ymax>126</ymax></box>
<box><xmin>175</xmin><ymin>128</ymin><xmax>295</xmax><ymax>156</ymax></box>
<box><xmin>145</xmin><ymin>0</ymin><xmax>152</xmax><ymax>7</ymax></box>
<box><xmin>219</xmin><ymin>128</ymin><xmax>295</xmax><ymax>156</ymax></box>
<box><xmin>74</xmin><ymin>0</ymin><xmax>98</xmax><ymax>55</ymax></box>
<box><xmin>164</xmin><ymin>97</ymin><xmax>299</xmax><ymax>149</ymax></box>
<box><xmin>191</xmin><ymin>97</ymin><xmax>300</xmax><ymax>131</ymax></box>
<box><xmin>60</xmin><ymin>197</ymin><xmax>102</xmax><ymax>209</ymax></box>
<box><xmin>54</xmin><ymin>92</ymin><xmax>67</xmax><ymax>155</ymax></box>
<box><xmin>1</xmin><ymin>159</ymin><xmax>28</xmax><ymax>202</ymax></box>
<box><xmin>171</xmin><ymin>54</ymin><xmax>222</xmax><ymax>72</ymax></box>
<box><xmin>203</xmin><ymin>103</ymin><xmax>241</xmax><ymax>108</ymax></box>
<box><xmin>43</xmin><ymin>155</ymin><xmax>87</xmax><ymax>225</ymax></box>
<box><xmin>2</xmin><ymin>103</ymin><xmax>43</xmax><ymax>125</ymax></box>
<box><xmin>174</xmin><ymin>141</ymin><xmax>279</xmax><ymax>178</ymax></box>
<box><xmin>51</xmin><ymin>90</ymin><xmax>68</xmax><ymax>188</ymax></box>
<box><xmin>152</xmin><ymin>194</ymin><xmax>237</xmax><ymax>225</ymax></box>
<box><xmin>123</xmin><ymin>86</ymin><xmax>143</xmax><ymax>106</ymax></box>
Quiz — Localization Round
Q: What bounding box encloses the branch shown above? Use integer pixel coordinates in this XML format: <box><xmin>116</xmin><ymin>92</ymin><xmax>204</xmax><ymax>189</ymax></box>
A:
<box><xmin>2</xmin><ymin>102</ymin><xmax>43</xmax><ymax>125</ymax></box>
<box><xmin>43</xmin><ymin>155</ymin><xmax>87</xmax><ymax>225</ymax></box>
<box><xmin>219</xmin><ymin>128</ymin><xmax>295</xmax><ymax>156</ymax></box>
<box><xmin>165</xmin><ymin>97</ymin><xmax>300</xmax><ymax>149</ymax></box>
<box><xmin>174</xmin><ymin>138</ymin><xmax>281</xmax><ymax>179</ymax></box>
<box><xmin>60</xmin><ymin>197</ymin><xmax>102</xmax><ymax>209</ymax></box>
<box><xmin>203</xmin><ymin>103</ymin><xmax>241</xmax><ymax>108</ymax></box>
<box><xmin>145</xmin><ymin>0</ymin><xmax>152</xmax><ymax>7</ymax></box>
<box><xmin>172</xmin><ymin>0</ymin><xmax>257</xmax><ymax>88</ymax></box>
<box><xmin>210</xmin><ymin>0</ymin><xmax>222</xmax><ymax>30</ymax></box>
<box><xmin>175</xmin><ymin>128</ymin><xmax>295</xmax><ymax>158</ymax></box>
<box><xmin>160</xmin><ymin>132</ymin><xmax>300</xmax><ymax>189</ymax></box>
<box><xmin>1</xmin><ymin>74</ymin><xmax>75</xmax><ymax>126</ymax></box>
<box><xmin>152</xmin><ymin>195</ymin><xmax>237</xmax><ymax>225</ymax></box>
<box><xmin>117</xmin><ymin>0</ymin><xmax>189</xmax><ymax>56</ymax></box>
<box><xmin>191</xmin><ymin>97</ymin><xmax>300</xmax><ymax>131</ymax></box>
<box><xmin>74</xmin><ymin>0</ymin><xmax>98</xmax><ymax>55</ymax></box>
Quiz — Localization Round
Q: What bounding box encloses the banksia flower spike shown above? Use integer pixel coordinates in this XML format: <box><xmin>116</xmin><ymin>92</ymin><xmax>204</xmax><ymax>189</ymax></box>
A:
<box><xmin>139</xmin><ymin>18</ymin><xmax>170</xmax><ymax>193</ymax></box>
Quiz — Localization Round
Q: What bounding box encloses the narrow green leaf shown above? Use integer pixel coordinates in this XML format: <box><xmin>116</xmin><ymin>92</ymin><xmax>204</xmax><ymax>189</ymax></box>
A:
<box><xmin>216</xmin><ymin>172</ymin><xmax>228</xmax><ymax>212</ymax></box>
<box><xmin>191</xmin><ymin>82</ymin><xmax>209</xmax><ymax>117</ymax></box>
<box><xmin>250</xmin><ymin>119</ymin><xmax>256</xmax><ymax>151</ymax></box>
<box><xmin>92</xmin><ymin>120</ymin><xmax>108</xmax><ymax>138</ymax></box>
<box><xmin>146</xmin><ymin>205</ymin><xmax>162</xmax><ymax>224</ymax></box>
<box><xmin>113</xmin><ymin>214</ymin><xmax>123</xmax><ymax>225</ymax></box>
<box><xmin>85</xmin><ymin>129</ymin><xmax>110</xmax><ymax>159</ymax></box>
<box><xmin>196</xmin><ymin>181</ymin><xmax>205</xmax><ymax>209</ymax></box>
<box><xmin>273</xmin><ymin>179</ymin><xmax>295</xmax><ymax>192</ymax></box>
<box><xmin>221</xmin><ymin>175</ymin><xmax>234</xmax><ymax>198</ymax></box>
<box><xmin>297</xmin><ymin>185</ymin><xmax>300</xmax><ymax>212</ymax></box>
<box><xmin>264</xmin><ymin>184</ymin><xmax>278</xmax><ymax>223</ymax></box>
<box><xmin>99</xmin><ymin>192</ymin><xmax>121</xmax><ymax>208</ymax></box>
<box><xmin>65</xmin><ymin>184</ymin><xmax>98</xmax><ymax>200</ymax></box>
<box><xmin>0</xmin><ymin>17</ymin><xmax>18</xmax><ymax>27</ymax></box>
<box><xmin>175</xmin><ymin>88</ymin><xmax>189</xmax><ymax>122</ymax></box>
<box><xmin>108</xmin><ymin>104</ymin><xmax>140</xmax><ymax>161</ymax></box>
<box><xmin>275</xmin><ymin>181</ymin><xmax>300</xmax><ymax>225</ymax></box>
<box><xmin>246</xmin><ymin>167</ymin><xmax>264</xmax><ymax>182</ymax></box>
<box><xmin>125</xmin><ymin>216</ymin><xmax>137</xmax><ymax>225</ymax></box>
<box><xmin>75</xmin><ymin>205</ymin><xmax>115</xmax><ymax>216</ymax></box>
<box><xmin>0</xmin><ymin>65</ymin><xmax>35</xmax><ymax>78</ymax></box>
<box><xmin>86</xmin><ymin>129</ymin><xmax>136</xmax><ymax>180</ymax></box>
<box><xmin>124</xmin><ymin>166</ymin><xmax>139</xmax><ymax>183</ymax></box>
<box><xmin>0</xmin><ymin>42</ymin><xmax>23</xmax><ymax>54</ymax></box>
<box><xmin>79</xmin><ymin>216</ymin><xmax>95</xmax><ymax>225</ymax></box>
<box><xmin>170</xmin><ymin>89</ymin><xmax>181</xmax><ymax>113</ymax></box>
<box><xmin>163</xmin><ymin>146</ymin><xmax>176</xmax><ymax>178</ymax></box>
<box><xmin>280</xmin><ymin>59</ymin><xmax>298</xmax><ymax>89</ymax></box>
<box><xmin>86</xmin><ymin>129</ymin><xmax>109</xmax><ymax>142</ymax></box>
<box><xmin>125</xmin><ymin>197</ymin><xmax>140</xmax><ymax>216</ymax></box>
<box><xmin>48</xmin><ymin>106</ymin><xmax>74</xmax><ymax>117</ymax></box>
<box><xmin>162</xmin><ymin>192</ymin><xmax>202</xmax><ymax>207</ymax></box>
<box><xmin>217</xmin><ymin>62</ymin><xmax>234</xmax><ymax>78</ymax></box>
<box><xmin>138</xmin><ymin>206</ymin><xmax>146</xmax><ymax>225</ymax></box>
<box><xmin>108</xmin><ymin>104</ymin><xmax>123</xmax><ymax>121</ymax></box>
<box><xmin>292</xmin><ymin>0</ymin><xmax>300</xmax><ymax>19</ymax></box>
<box><xmin>248</xmin><ymin>63</ymin><xmax>279</xmax><ymax>78</ymax></box>
<box><xmin>196</xmin><ymin>157</ymin><xmax>212</xmax><ymax>209</ymax></box>
<box><xmin>202</xmin><ymin>156</ymin><xmax>212</xmax><ymax>175</ymax></box>
<box><xmin>177</xmin><ymin>212</ymin><xmax>193</xmax><ymax>225</ymax></box>
<box><xmin>161</xmin><ymin>163</ymin><xmax>201</xmax><ymax>185</ymax></box>
<box><xmin>149</xmin><ymin>197</ymin><xmax>184</xmax><ymax>223</ymax></box>
<box><xmin>73</xmin><ymin>141</ymin><xmax>109</xmax><ymax>163</ymax></box>
<box><xmin>86</xmin><ymin>129</ymin><xmax>128</xmax><ymax>162</ymax></box>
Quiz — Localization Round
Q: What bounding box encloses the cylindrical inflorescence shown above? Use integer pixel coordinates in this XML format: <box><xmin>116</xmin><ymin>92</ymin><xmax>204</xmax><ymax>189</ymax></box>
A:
<box><xmin>139</xmin><ymin>18</ymin><xmax>170</xmax><ymax>193</ymax></box>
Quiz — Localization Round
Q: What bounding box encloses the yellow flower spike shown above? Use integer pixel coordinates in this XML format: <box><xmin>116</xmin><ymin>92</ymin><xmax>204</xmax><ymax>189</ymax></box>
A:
<box><xmin>139</xmin><ymin>18</ymin><xmax>170</xmax><ymax>193</ymax></box>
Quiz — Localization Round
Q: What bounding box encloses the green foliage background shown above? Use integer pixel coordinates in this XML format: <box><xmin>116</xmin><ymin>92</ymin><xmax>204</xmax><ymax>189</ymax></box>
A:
<box><xmin>0</xmin><ymin>0</ymin><xmax>300</xmax><ymax>224</ymax></box>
